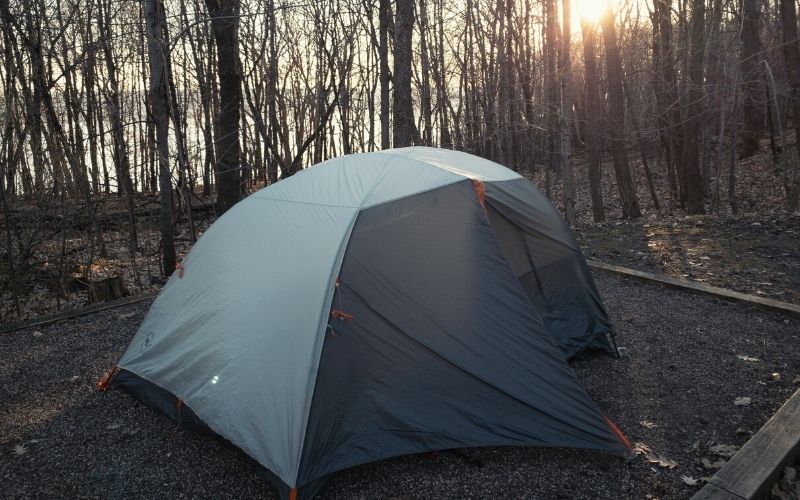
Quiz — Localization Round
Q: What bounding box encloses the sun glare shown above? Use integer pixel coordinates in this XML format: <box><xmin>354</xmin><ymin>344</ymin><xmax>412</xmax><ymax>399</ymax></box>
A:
<box><xmin>574</xmin><ymin>0</ymin><xmax>611</xmax><ymax>24</ymax></box>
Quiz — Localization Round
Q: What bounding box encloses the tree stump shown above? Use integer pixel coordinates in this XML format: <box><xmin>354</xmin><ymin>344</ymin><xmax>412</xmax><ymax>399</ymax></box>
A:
<box><xmin>88</xmin><ymin>277</ymin><xmax>129</xmax><ymax>304</ymax></box>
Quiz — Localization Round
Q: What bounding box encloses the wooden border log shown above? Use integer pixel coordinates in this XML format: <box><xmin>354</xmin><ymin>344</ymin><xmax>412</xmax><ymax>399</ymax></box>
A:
<box><xmin>0</xmin><ymin>293</ymin><xmax>156</xmax><ymax>334</ymax></box>
<box><xmin>692</xmin><ymin>388</ymin><xmax>800</xmax><ymax>499</ymax></box>
<box><xmin>587</xmin><ymin>260</ymin><xmax>800</xmax><ymax>318</ymax></box>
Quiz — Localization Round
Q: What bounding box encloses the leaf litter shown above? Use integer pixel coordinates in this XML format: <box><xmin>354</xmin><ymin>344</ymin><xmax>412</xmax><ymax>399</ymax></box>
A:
<box><xmin>633</xmin><ymin>442</ymin><xmax>678</xmax><ymax>469</ymax></box>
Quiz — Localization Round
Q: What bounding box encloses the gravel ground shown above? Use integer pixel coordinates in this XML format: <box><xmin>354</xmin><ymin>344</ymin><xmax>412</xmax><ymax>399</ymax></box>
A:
<box><xmin>1</xmin><ymin>271</ymin><xmax>799</xmax><ymax>499</ymax></box>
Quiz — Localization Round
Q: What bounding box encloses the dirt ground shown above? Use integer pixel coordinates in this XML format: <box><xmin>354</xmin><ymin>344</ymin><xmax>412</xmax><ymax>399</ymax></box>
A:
<box><xmin>531</xmin><ymin>137</ymin><xmax>800</xmax><ymax>305</ymax></box>
<box><xmin>1</xmin><ymin>271</ymin><xmax>798</xmax><ymax>499</ymax></box>
<box><xmin>575</xmin><ymin>214</ymin><xmax>800</xmax><ymax>304</ymax></box>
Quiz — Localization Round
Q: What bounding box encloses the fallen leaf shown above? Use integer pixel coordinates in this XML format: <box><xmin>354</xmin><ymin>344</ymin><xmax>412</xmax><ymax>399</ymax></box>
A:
<box><xmin>118</xmin><ymin>312</ymin><xmax>136</xmax><ymax>320</ymax></box>
<box><xmin>12</xmin><ymin>444</ymin><xmax>27</xmax><ymax>456</ymax></box>
<box><xmin>771</xmin><ymin>372</ymin><xmax>781</xmax><ymax>382</ymax></box>
<box><xmin>632</xmin><ymin>442</ymin><xmax>652</xmax><ymax>455</ymax></box>
<box><xmin>737</xmin><ymin>355</ymin><xmax>759</xmax><ymax>362</ymax></box>
<box><xmin>32</xmin><ymin>331</ymin><xmax>43</xmax><ymax>339</ymax></box>
<box><xmin>681</xmin><ymin>475</ymin><xmax>700</xmax><ymax>486</ymax></box>
<box><xmin>734</xmin><ymin>397</ymin><xmax>751</xmax><ymax>406</ymax></box>
<box><xmin>647</xmin><ymin>453</ymin><xmax>678</xmax><ymax>469</ymax></box>
<box><xmin>771</xmin><ymin>483</ymin><xmax>789</xmax><ymax>500</ymax></box>
<box><xmin>640</xmin><ymin>420</ymin><xmax>658</xmax><ymax>429</ymax></box>
<box><xmin>708</xmin><ymin>444</ymin><xmax>739</xmax><ymax>458</ymax></box>
<box><xmin>702</xmin><ymin>457</ymin><xmax>725</xmax><ymax>469</ymax></box>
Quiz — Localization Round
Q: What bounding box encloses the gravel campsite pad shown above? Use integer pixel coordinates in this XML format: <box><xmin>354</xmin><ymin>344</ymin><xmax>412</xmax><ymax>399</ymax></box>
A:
<box><xmin>1</xmin><ymin>272</ymin><xmax>799</xmax><ymax>498</ymax></box>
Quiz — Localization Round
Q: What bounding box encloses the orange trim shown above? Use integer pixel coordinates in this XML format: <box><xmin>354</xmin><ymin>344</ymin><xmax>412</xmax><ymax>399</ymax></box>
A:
<box><xmin>470</xmin><ymin>179</ymin><xmax>486</xmax><ymax>208</ymax></box>
<box><xmin>289</xmin><ymin>488</ymin><xmax>298</xmax><ymax>500</ymax></box>
<box><xmin>331</xmin><ymin>309</ymin><xmax>354</xmax><ymax>322</ymax></box>
<box><xmin>176</xmin><ymin>262</ymin><xmax>185</xmax><ymax>279</ymax></box>
<box><xmin>96</xmin><ymin>365</ymin><xmax>118</xmax><ymax>391</ymax></box>
<box><xmin>175</xmin><ymin>399</ymin><xmax>183</xmax><ymax>411</ymax></box>
<box><xmin>604</xmin><ymin>415</ymin><xmax>632</xmax><ymax>449</ymax></box>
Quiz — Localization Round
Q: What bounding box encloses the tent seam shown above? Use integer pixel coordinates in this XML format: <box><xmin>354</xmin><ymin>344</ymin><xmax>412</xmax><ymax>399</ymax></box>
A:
<box><xmin>251</xmin><ymin>195</ymin><xmax>359</xmax><ymax>209</ymax></box>
<box><xmin>292</xmin><ymin>159</ymin><xmax>398</xmax><ymax>486</ymax></box>
<box><xmin>373</xmin><ymin>147</ymin><xmax>524</xmax><ymax>181</ymax></box>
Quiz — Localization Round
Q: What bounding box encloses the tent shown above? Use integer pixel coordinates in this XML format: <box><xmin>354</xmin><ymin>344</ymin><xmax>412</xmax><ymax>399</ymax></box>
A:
<box><xmin>108</xmin><ymin>147</ymin><xmax>628</xmax><ymax>499</ymax></box>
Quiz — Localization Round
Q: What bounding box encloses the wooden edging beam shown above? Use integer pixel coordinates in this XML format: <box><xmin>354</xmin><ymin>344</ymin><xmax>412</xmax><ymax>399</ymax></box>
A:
<box><xmin>692</xmin><ymin>388</ymin><xmax>800</xmax><ymax>499</ymax></box>
<box><xmin>0</xmin><ymin>293</ymin><xmax>157</xmax><ymax>334</ymax></box>
<box><xmin>587</xmin><ymin>260</ymin><xmax>800</xmax><ymax>318</ymax></box>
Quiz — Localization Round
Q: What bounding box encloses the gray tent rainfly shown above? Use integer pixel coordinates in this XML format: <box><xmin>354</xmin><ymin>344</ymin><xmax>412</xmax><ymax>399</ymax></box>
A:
<box><xmin>105</xmin><ymin>147</ymin><xmax>629</xmax><ymax>499</ymax></box>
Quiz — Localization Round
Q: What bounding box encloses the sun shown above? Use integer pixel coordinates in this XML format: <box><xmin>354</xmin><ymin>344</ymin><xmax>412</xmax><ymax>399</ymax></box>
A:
<box><xmin>573</xmin><ymin>0</ymin><xmax>611</xmax><ymax>24</ymax></box>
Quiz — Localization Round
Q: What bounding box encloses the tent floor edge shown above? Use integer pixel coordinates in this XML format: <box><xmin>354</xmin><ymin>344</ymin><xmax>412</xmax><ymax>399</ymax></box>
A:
<box><xmin>112</xmin><ymin>369</ymin><xmax>213</xmax><ymax>435</ymax></box>
<box><xmin>112</xmin><ymin>369</ymin><xmax>328</xmax><ymax>499</ymax></box>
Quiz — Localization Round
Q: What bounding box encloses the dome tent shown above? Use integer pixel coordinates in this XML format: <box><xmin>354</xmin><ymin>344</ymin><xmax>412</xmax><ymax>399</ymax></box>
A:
<box><xmin>109</xmin><ymin>147</ymin><xmax>627</xmax><ymax>499</ymax></box>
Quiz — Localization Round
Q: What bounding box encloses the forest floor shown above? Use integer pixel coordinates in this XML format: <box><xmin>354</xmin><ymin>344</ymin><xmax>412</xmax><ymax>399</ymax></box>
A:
<box><xmin>0</xmin><ymin>138</ymin><xmax>798</xmax><ymax>322</ymax></box>
<box><xmin>530</xmin><ymin>135</ymin><xmax>800</xmax><ymax>304</ymax></box>
<box><xmin>575</xmin><ymin>215</ymin><xmax>800</xmax><ymax>304</ymax></box>
<box><xmin>1</xmin><ymin>271</ymin><xmax>798</xmax><ymax>498</ymax></box>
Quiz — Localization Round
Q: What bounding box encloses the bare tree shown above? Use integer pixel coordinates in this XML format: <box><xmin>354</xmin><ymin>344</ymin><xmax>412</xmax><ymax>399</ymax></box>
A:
<box><xmin>378</xmin><ymin>0</ymin><xmax>391</xmax><ymax>149</ymax></box>
<box><xmin>779</xmin><ymin>0</ymin><xmax>800</xmax><ymax>210</ymax></box>
<box><xmin>739</xmin><ymin>0</ymin><xmax>765</xmax><ymax>158</ymax></box>
<box><xmin>558</xmin><ymin>0</ymin><xmax>575</xmax><ymax>225</ymax></box>
<box><xmin>681</xmin><ymin>0</ymin><xmax>706</xmax><ymax>214</ymax></box>
<box><xmin>145</xmin><ymin>0</ymin><xmax>176</xmax><ymax>275</ymax></box>
<box><xmin>581</xmin><ymin>18</ymin><xmax>604</xmax><ymax>222</ymax></box>
<box><xmin>392</xmin><ymin>0</ymin><xmax>415</xmax><ymax>147</ymax></box>
<box><xmin>600</xmin><ymin>5</ymin><xmax>642</xmax><ymax>218</ymax></box>
<box><xmin>205</xmin><ymin>0</ymin><xmax>242</xmax><ymax>213</ymax></box>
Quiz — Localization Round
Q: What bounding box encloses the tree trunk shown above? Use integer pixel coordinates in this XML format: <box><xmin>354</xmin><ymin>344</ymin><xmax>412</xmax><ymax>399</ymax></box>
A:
<box><xmin>780</xmin><ymin>0</ymin><xmax>800</xmax><ymax>211</ymax></box>
<box><xmin>267</xmin><ymin>0</ymin><xmax>279</xmax><ymax>182</ymax></box>
<box><xmin>205</xmin><ymin>0</ymin><xmax>242</xmax><ymax>214</ymax></box>
<box><xmin>544</xmin><ymin>0</ymin><xmax>560</xmax><ymax>183</ymax></box>
<box><xmin>418</xmin><ymin>0</ymin><xmax>433</xmax><ymax>146</ymax></box>
<box><xmin>434</xmin><ymin>0</ymin><xmax>451</xmax><ymax>148</ymax></box>
<box><xmin>379</xmin><ymin>0</ymin><xmax>391</xmax><ymax>149</ymax></box>
<box><xmin>581</xmin><ymin>18</ymin><xmax>605</xmax><ymax>222</ymax></box>
<box><xmin>392</xmin><ymin>0</ymin><xmax>416</xmax><ymax>147</ymax></box>
<box><xmin>145</xmin><ymin>0</ymin><xmax>176</xmax><ymax>276</ymax></box>
<box><xmin>559</xmin><ymin>0</ymin><xmax>576</xmax><ymax>225</ymax></box>
<box><xmin>650</xmin><ymin>0</ymin><xmax>681</xmax><ymax>207</ymax></box>
<box><xmin>518</xmin><ymin>0</ymin><xmax>537</xmax><ymax>173</ymax></box>
<box><xmin>600</xmin><ymin>6</ymin><xmax>642</xmax><ymax>218</ymax></box>
<box><xmin>739</xmin><ymin>0</ymin><xmax>765</xmax><ymax>158</ymax></box>
<box><xmin>681</xmin><ymin>0</ymin><xmax>706</xmax><ymax>214</ymax></box>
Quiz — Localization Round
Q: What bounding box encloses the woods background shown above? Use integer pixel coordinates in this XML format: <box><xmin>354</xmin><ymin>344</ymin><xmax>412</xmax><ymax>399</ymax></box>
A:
<box><xmin>1</xmin><ymin>0</ymin><xmax>799</xmax><ymax>321</ymax></box>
